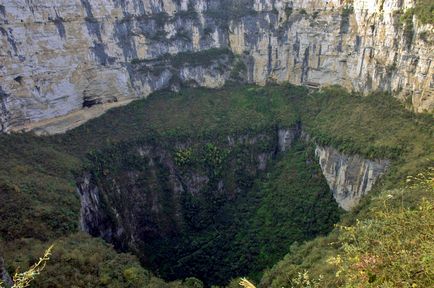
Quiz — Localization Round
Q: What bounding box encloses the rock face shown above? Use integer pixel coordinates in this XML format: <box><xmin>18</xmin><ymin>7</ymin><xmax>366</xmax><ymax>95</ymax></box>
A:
<box><xmin>315</xmin><ymin>145</ymin><xmax>390</xmax><ymax>211</ymax></box>
<box><xmin>77</xmin><ymin>172</ymin><xmax>119</xmax><ymax>243</ymax></box>
<box><xmin>1</xmin><ymin>0</ymin><xmax>433</xmax><ymax>132</ymax></box>
<box><xmin>0</xmin><ymin>257</ymin><xmax>13</xmax><ymax>288</ymax></box>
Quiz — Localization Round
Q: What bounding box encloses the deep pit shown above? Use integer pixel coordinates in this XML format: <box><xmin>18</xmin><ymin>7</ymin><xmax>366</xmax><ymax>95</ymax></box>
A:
<box><xmin>77</xmin><ymin>126</ymin><xmax>341</xmax><ymax>285</ymax></box>
<box><xmin>68</xmin><ymin>84</ymin><xmax>365</xmax><ymax>286</ymax></box>
<box><xmin>69</xmin><ymin>84</ymin><xmax>395</xmax><ymax>285</ymax></box>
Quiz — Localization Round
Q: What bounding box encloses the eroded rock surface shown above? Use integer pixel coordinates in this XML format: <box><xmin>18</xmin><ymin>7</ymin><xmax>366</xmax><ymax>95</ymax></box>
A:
<box><xmin>315</xmin><ymin>145</ymin><xmax>390</xmax><ymax>210</ymax></box>
<box><xmin>1</xmin><ymin>0</ymin><xmax>433</xmax><ymax>132</ymax></box>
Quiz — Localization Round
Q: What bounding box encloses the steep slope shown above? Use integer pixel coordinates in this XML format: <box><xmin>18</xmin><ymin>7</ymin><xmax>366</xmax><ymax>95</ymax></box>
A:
<box><xmin>0</xmin><ymin>0</ymin><xmax>433</xmax><ymax>133</ymax></box>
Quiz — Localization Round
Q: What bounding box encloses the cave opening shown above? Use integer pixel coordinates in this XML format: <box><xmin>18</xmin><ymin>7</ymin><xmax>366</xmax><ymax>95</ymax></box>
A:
<box><xmin>82</xmin><ymin>97</ymin><xmax>103</xmax><ymax>108</ymax></box>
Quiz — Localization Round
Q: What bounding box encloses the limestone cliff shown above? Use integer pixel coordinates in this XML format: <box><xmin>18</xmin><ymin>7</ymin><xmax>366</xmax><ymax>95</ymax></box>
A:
<box><xmin>1</xmin><ymin>0</ymin><xmax>433</xmax><ymax>133</ymax></box>
<box><xmin>315</xmin><ymin>145</ymin><xmax>390</xmax><ymax>210</ymax></box>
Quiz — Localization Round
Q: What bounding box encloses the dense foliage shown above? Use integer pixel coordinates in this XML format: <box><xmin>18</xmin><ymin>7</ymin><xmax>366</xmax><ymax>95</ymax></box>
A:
<box><xmin>1</xmin><ymin>233</ymin><xmax>203</xmax><ymax>288</ymax></box>
<box><xmin>126</xmin><ymin>140</ymin><xmax>340</xmax><ymax>285</ymax></box>
<box><xmin>0</xmin><ymin>134</ymin><xmax>81</xmax><ymax>241</ymax></box>
<box><xmin>0</xmin><ymin>83</ymin><xmax>432</xmax><ymax>287</ymax></box>
<box><xmin>330</xmin><ymin>197</ymin><xmax>433</xmax><ymax>287</ymax></box>
<box><xmin>54</xmin><ymin>84</ymin><xmax>303</xmax><ymax>157</ymax></box>
<box><xmin>259</xmin><ymin>169</ymin><xmax>434</xmax><ymax>288</ymax></box>
<box><xmin>395</xmin><ymin>0</ymin><xmax>433</xmax><ymax>46</ymax></box>
<box><xmin>255</xmin><ymin>87</ymin><xmax>434</xmax><ymax>288</ymax></box>
<box><xmin>81</xmin><ymin>115</ymin><xmax>339</xmax><ymax>285</ymax></box>
<box><xmin>0</xmin><ymin>84</ymin><xmax>309</xmax><ymax>287</ymax></box>
<box><xmin>223</xmin><ymin>142</ymin><xmax>341</xmax><ymax>282</ymax></box>
<box><xmin>409</xmin><ymin>0</ymin><xmax>434</xmax><ymax>25</ymax></box>
<box><xmin>299</xmin><ymin>86</ymin><xmax>433</xmax><ymax>190</ymax></box>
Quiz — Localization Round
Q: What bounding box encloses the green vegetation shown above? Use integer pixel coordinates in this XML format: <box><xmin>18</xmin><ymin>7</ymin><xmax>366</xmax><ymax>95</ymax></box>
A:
<box><xmin>259</xmin><ymin>168</ymin><xmax>434</xmax><ymax>288</ymax></box>
<box><xmin>329</xmin><ymin>197</ymin><xmax>433</xmax><ymax>287</ymax></box>
<box><xmin>0</xmin><ymin>84</ymin><xmax>306</xmax><ymax>287</ymax></box>
<box><xmin>298</xmin><ymin>86</ymin><xmax>433</xmax><ymax>186</ymax></box>
<box><xmin>249</xmin><ymin>86</ymin><xmax>433</xmax><ymax>288</ymax></box>
<box><xmin>396</xmin><ymin>0</ymin><xmax>434</xmax><ymax>47</ymax></box>
<box><xmin>1</xmin><ymin>233</ymin><xmax>203</xmax><ymax>288</ymax></box>
<box><xmin>413</xmin><ymin>0</ymin><xmax>434</xmax><ymax>25</ymax></box>
<box><xmin>54</xmin><ymin>84</ymin><xmax>303</xmax><ymax>156</ymax></box>
<box><xmin>0</xmin><ymin>134</ymin><xmax>81</xmax><ymax>241</ymax></box>
<box><xmin>1</xmin><ymin>245</ymin><xmax>52</xmax><ymax>288</ymax></box>
<box><xmin>81</xmin><ymin>131</ymin><xmax>339</xmax><ymax>285</ymax></box>
<box><xmin>395</xmin><ymin>1</ymin><xmax>434</xmax><ymax>26</ymax></box>
<box><xmin>0</xmin><ymin>133</ymin><xmax>199</xmax><ymax>287</ymax></box>
<box><xmin>0</xmin><ymin>83</ymin><xmax>432</xmax><ymax>287</ymax></box>
<box><xmin>223</xmin><ymin>142</ymin><xmax>341</xmax><ymax>282</ymax></box>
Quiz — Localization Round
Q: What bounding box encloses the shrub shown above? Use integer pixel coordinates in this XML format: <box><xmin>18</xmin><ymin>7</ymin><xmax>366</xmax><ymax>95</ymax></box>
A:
<box><xmin>174</xmin><ymin>148</ymin><xmax>194</xmax><ymax>167</ymax></box>
<box><xmin>341</xmin><ymin>5</ymin><xmax>354</xmax><ymax>18</ymax></box>
<box><xmin>413</xmin><ymin>0</ymin><xmax>434</xmax><ymax>25</ymax></box>
<box><xmin>329</xmin><ymin>195</ymin><xmax>434</xmax><ymax>287</ymax></box>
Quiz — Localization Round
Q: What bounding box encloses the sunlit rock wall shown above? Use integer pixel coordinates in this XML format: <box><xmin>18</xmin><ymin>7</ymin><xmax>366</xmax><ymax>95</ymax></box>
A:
<box><xmin>0</xmin><ymin>0</ymin><xmax>433</xmax><ymax>133</ymax></box>
<box><xmin>315</xmin><ymin>145</ymin><xmax>390</xmax><ymax>210</ymax></box>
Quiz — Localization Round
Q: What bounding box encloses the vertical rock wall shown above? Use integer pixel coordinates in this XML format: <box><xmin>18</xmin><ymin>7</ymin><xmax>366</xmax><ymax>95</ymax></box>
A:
<box><xmin>315</xmin><ymin>145</ymin><xmax>390</xmax><ymax>210</ymax></box>
<box><xmin>0</xmin><ymin>257</ymin><xmax>13</xmax><ymax>288</ymax></box>
<box><xmin>1</xmin><ymin>0</ymin><xmax>433</xmax><ymax>133</ymax></box>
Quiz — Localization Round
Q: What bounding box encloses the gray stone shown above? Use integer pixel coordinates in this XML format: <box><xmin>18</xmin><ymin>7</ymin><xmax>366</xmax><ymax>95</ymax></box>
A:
<box><xmin>0</xmin><ymin>0</ymin><xmax>432</xmax><ymax>134</ymax></box>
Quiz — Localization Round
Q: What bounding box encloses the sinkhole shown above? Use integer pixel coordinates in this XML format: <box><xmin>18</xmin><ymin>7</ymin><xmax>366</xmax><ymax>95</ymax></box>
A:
<box><xmin>77</xmin><ymin>120</ymin><xmax>341</xmax><ymax>286</ymax></box>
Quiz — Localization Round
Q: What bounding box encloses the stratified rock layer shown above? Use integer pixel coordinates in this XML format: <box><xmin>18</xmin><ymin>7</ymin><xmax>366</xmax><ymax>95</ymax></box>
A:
<box><xmin>1</xmin><ymin>0</ymin><xmax>433</xmax><ymax>133</ymax></box>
